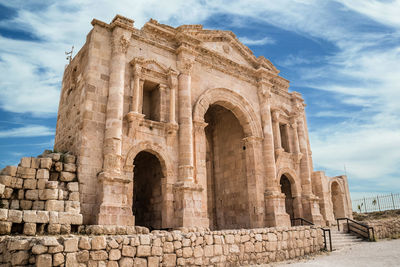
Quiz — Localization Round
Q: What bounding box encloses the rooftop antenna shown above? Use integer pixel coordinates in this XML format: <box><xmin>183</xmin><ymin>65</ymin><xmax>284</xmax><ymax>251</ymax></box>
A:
<box><xmin>65</xmin><ymin>45</ymin><xmax>74</xmax><ymax>64</ymax></box>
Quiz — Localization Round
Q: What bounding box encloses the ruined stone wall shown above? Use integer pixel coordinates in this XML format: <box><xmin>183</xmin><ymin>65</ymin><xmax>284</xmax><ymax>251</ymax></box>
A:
<box><xmin>0</xmin><ymin>226</ymin><xmax>323</xmax><ymax>266</ymax></box>
<box><xmin>362</xmin><ymin>217</ymin><xmax>400</xmax><ymax>240</ymax></box>
<box><xmin>0</xmin><ymin>152</ymin><xmax>82</xmax><ymax>236</ymax></box>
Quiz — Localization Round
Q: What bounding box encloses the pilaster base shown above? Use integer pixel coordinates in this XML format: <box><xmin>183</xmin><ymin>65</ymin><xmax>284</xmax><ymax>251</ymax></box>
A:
<box><xmin>302</xmin><ymin>194</ymin><xmax>324</xmax><ymax>226</ymax></box>
<box><xmin>174</xmin><ymin>181</ymin><xmax>208</xmax><ymax>228</ymax></box>
<box><xmin>264</xmin><ymin>191</ymin><xmax>291</xmax><ymax>227</ymax></box>
<box><xmin>96</xmin><ymin>171</ymin><xmax>134</xmax><ymax>226</ymax></box>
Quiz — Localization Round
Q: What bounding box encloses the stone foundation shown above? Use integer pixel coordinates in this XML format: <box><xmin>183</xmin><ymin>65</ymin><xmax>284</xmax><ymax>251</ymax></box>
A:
<box><xmin>0</xmin><ymin>226</ymin><xmax>323</xmax><ymax>266</ymax></box>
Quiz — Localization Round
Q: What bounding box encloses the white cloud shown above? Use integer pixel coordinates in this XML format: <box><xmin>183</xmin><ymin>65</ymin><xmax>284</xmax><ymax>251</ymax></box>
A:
<box><xmin>239</xmin><ymin>36</ymin><xmax>275</xmax><ymax>46</ymax></box>
<box><xmin>0</xmin><ymin>125</ymin><xmax>54</xmax><ymax>138</ymax></box>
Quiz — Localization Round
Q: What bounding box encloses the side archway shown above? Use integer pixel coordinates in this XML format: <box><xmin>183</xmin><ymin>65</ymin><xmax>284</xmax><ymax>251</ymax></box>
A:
<box><xmin>124</xmin><ymin>141</ymin><xmax>174</xmax><ymax>229</ymax></box>
<box><xmin>276</xmin><ymin>169</ymin><xmax>302</xmax><ymax>223</ymax></box>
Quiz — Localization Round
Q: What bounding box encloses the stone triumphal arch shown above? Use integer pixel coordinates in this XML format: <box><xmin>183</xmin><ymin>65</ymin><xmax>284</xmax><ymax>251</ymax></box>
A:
<box><xmin>54</xmin><ymin>15</ymin><xmax>352</xmax><ymax>228</ymax></box>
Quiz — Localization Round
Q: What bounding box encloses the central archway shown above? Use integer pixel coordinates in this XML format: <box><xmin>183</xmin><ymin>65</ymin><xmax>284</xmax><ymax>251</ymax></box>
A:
<box><xmin>133</xmin><ymin>151</ymin><xmax>163</xmax><ymax>229</ymax></box>
<box><xmin>205</xmin><ymin>104</ymin><xmax>249</xmax><ymax>230</ymax></box>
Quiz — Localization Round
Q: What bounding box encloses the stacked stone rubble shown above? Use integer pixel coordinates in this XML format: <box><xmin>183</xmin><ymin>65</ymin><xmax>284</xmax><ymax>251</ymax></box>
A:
<box><xmin>0</xmin><ymin>152</ymin><xmax>82</xmax><ymax>235</ymax></box>
<box><xmin>0</xmin><ymin>226</ymin><xmax>323</xmax><ymax>266</ymax></box>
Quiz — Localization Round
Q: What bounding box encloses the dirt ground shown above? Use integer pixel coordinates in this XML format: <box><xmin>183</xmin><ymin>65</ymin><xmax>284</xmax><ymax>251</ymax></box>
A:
<box><xmin>269</xmin><ymin>239</ymin><xmax>400</xmax><ymax>267</ymax></box>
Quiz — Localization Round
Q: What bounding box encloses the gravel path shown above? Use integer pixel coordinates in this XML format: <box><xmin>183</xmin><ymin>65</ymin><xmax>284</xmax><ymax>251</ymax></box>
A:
<box><xmin>270</xmin><ymin>239</ymin><xmax>400</xmax><ymax>267</ymax></box>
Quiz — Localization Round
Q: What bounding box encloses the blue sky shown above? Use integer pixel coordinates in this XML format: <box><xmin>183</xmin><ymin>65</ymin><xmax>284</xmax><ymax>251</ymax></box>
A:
<box><xmin>0</xmin><ymin>0</ymin><xmax>399</xmax><ymax>200</ymax></box>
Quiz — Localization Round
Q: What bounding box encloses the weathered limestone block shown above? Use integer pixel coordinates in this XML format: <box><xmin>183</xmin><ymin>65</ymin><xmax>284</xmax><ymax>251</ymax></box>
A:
<box><xmin>90</xmin><ymin>250</ymin><xmax>108</xmax><ymax>261</ymax></box>
<box><xmin>134</xmin><ymin>258</ymin><xmax>147</xmax><ymax>267</ymax></box>
<box><xmin>137</xmin><ymin>245</ymin><xmax>151</xmax><ymax>257</ymax></box>
<box><xmin>20</xmin><ymin>200</ymin><xmax>32</xmax><ymax>210</ymax></box>
<box><xmin>31</xmin><ymin>158</ymin><xmax>41</xmax><ymax>169</ymax></box>
<box><xmin>36</xmin><ymin>254</ymin><xmax>53</xmax><ymax>267</ymax></box>
<box><xmin>46</xmin><ymin>200</ymin><xmax>65</xmax><ymax>211</ymax></box>
<box><xmin>53</xmin><ymin>253</ymin><xmax>65</xmax><ymax>266</ymax></box>
<box><xmin>10</xmin><ymin>199</ymin><xmax>20</xmax><ymax>209</ymax></box>
<box><xmin>2</xmin><ymin>187</ymin><xmax>12</xmax><ymax>198</ymax></box>
<box><xmin>122</xmin><ymin>245</ymin><xmax>136</xmax><ymax>257</ymax></box>
<box><xmin>79</xmin><ymin>237</ymin><xmax>91</xmax><ymax>250</ymax></box>
<box><xmin>45</xmin><ymin>181</ymin><xmax>58</xmax><ymax>189</ymax></box>
<box><xmin>76</xmin><ymin>250</ymin><xmax>90</xmax><ymax>263</ymax></box>
<box><xmin>91</xmin><ymin>236</ymin><xmax>107</xmax><ymax>250</ymax></box>
<box><xmin>60</xmin><ymin>171</ymin><xmax>76</xmax><ymax>182</ymax></box>
<box><xmin>64</xmin><ymin>237</ymin><xmax>79</xmax><ymax>252</ymax></box>
<box><xmin>37</xmin><ymin>169</ymin><xmax>50</xmax><ymax>179</ymax></box>
<box><xmin>8</xmin><ymin>239</ymin><xmax>31</xmax><ymax>250</ymax></box>
<box><xmin>17</xmin><ymin>167</ymin><xmax>36</xmax><ymax>179</ymax></box>
<box><xmin>1</xmin><ymin>165</ymin><xmax>17</xmax><ymax>176</ymax></box>
<box><xmin>32</xmin><ymin>200</ymin><xmax>45</xmax><ymax>210</ymax></box>
<box><xmin>39</xmin><ymin>189</ymin><xmax>59</xmax><ymax>200</ymax></box>
<box><xmin>11</xmin><ymin>177</ymin><xmax>23</xmax><ymax>189</ymax></box>
<box><xmin>163</xmin><ymin>254</ymin><xmax>177</xmax><ymax>267</ymax></box>
<box><xmin>119</xmin><ymin>257</ymin><xmax>134</xmax><ymax>267</ymax></box>
<box><xmin>0</xmin><ymin>221</ymin><xmax>11</xmax><ymax>234</ymax></box>
<box><xmin>109</xmin><ymin>249</ymin><xmax>122</xmax><ymax>261</ymax></box>
<box><xmin>8</xmin><ymin>209</ymin><xmax>23</xmax><ymax>223</ymax></box>
<box><xmin>69</xmin><ymin>191</ymin><xmax>80</xmax><ymax>201</ymax></box>
<box><xmin>54</xmin><ymin>162</ymin><xmax>63</xmax><ymax>172</ymax></box>
<box><xmin>64</xmin><ymin>154</ymin><xmax>76</xmax><ymax>164</ymax></box>
<box><xmin>20</xmin><ymin>157</ymin><xmax>32</xmax><ymax>168</ymax></box>
<box><xmin>11</xmin><ymin>250</ymin><xmax>30</xmax><ymax>266</ymax></box>
<box><xmin>48</xmin><ymin>223</ymin><xmax>61</xmax><ymax>234</ymax></box>
<box><xmin>40</xmin><ymin>158</ymin><xmax>52</xmax><ymax>170</ymax></box>
<box><xmin>25</xmin><ymin>189</ymin><xmax>39</xmax><ymax>200</ymax></box>
<box><xmin>67</xmin><ymin>182</ymin><xmax>79</xmax><ymax>192</ymax></box>
<box><xmin>23</xmin><ymin>223</ymin><xmax>37</xmax><ymax>236</ymax></box>
<box><xmin>24</xmin><ymin>179</ymin><xmax>37</xmax><ymax>189</ymax></box>
<box><xmin>0</xmin><ymin>208</ymin><xmax>8</xmax><ymax>221</ymax></box>
<box><xmin>32</xmin><ymin>244</ymin><xmax>48</xmax><ymax>254</ymax></box>
<box><xmin>0</xmin><ymin>175</ymin><xmax>12</xmax><ymax>187</ymax></box>
<box><xmin>58</xmin><ymin>212</ymin><xmax>82</xmax><ymax>224</ymax></box>
<box><xmin>64</xmin><ymin>163</ymin><xmax>77</xmax><ymax>172</ymax></box>
<box><xmin>66</xmin><ymin>252</ymin><xmax>78</xmax><ymax>266</ymax></box>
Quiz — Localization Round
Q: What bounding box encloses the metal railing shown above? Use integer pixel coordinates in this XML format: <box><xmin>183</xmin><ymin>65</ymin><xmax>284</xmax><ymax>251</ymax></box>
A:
<box><xmin>291</xmin><ymin>218</ymin><xmax>332</xmax><ymax>251</ymax></box>
<box><xmin>336</xmin><ymin>217</ymin><xmax>375</xmax><ymax>241</ymax></box>
<box><xmin>352</xmin><ymin>193</ymin><xmax>400</xmax><ymax>213</ymax></box>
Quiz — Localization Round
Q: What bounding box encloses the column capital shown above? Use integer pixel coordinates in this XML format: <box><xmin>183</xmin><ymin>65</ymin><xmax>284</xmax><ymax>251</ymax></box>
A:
<box><xmin>271</xmin><ymin>110</ymin><xmax>280</xmax><ymax>122</ymax></box>
<box><xmin>111</xmin><ymin>33</ymin><xmax>131</xmax><ymax>54</ymax></box>
<box><xmin>193</xmin><ymin>120</ymin><xmax>208</xmax><ymax>133</ymax></box>
<box><xmin>177</xmin><ymin>58</ymin><xmax>195</xmax><ymax>75</ymax></box>
<box><xmin>242</xmin><ymin>135</ymin><xmax>263</xmax><ymax>145</ymax></box>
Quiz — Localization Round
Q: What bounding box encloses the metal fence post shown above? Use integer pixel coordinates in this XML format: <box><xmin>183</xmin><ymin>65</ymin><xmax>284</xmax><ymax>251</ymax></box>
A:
<box><xmin>364</xmin><ymin>197</ymin><xmax>367</xmax><ymax>213</ymax></box>
<box><xmin>391</xmin><ymin>193</ymin><xmax>395</xmax><ymax>210</ymax></box>
<box><xmin>377</xmin><ymin>195</ymin><xmax>381</xmax><ymax>211</ymax></box>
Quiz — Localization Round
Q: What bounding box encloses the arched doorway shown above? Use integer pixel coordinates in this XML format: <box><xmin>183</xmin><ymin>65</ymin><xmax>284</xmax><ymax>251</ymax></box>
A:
<box><xmin>331</xmin><ymin>182</ymin><xmax>345</xmax><ymax>219</ymax></box>
<box><xmin>205</xmin><ymin>104</ymin><xmax>249</xmax><ymax>230</ymax></box>
<box><xmin>280</xmin><ymin>174</ymin><xmax>294</xmax><ymax>220</ymax></box>
<box><xmin>133</xmin><ymin>151</ymin><xmax>163</xmax><ymax>229</ymax></box>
